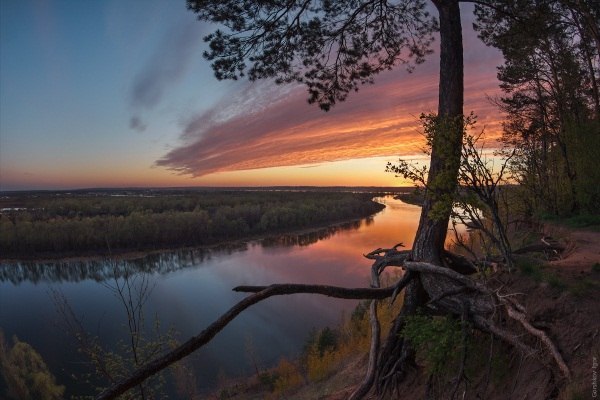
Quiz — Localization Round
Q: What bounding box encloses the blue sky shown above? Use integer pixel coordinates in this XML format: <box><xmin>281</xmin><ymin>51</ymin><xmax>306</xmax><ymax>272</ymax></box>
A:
<box><xmin>0</xmin><ymin>0</ymin><xmax>504</xmax><ymax>190</ymax></box>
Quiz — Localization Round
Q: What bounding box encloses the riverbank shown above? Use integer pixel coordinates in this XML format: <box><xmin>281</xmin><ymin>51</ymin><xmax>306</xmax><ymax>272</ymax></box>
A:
<box><xmin>0</xmin><ymin>191</ymin><xmax>385</xmax><ymax>262</ymax></box>
<box><xmin>393</xmin><ymin>189</ymin><xmax>424</xmax><ymax>207</ymax></box>
<box><xmin>0</xmin><ymin>212</ymin><xmax>380</xmax><ymax>264</ymax></box>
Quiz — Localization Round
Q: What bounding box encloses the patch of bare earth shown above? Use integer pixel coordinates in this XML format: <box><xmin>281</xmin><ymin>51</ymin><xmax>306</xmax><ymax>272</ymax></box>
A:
<box><xmin>546</xmin><ymin>225</ymin><xmax>600</xmax><ymax>271</ymax></box>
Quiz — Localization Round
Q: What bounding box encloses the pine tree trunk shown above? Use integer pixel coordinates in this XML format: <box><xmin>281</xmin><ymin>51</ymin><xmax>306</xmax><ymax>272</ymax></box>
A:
<box><xmin>376</xmin><ymin>0</ymin><xmax>464</xmax><ymax>394</ymax></box>
<box><xmin>412</xmin><ymin>0</ymin><xmax>464</xmax><ymax>263</ymax></box>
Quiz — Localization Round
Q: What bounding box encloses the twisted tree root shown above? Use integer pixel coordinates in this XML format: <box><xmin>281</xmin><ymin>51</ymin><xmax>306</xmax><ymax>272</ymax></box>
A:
<box><xmin>96</xmin><ymin>247</ymin><xmax>570</xmax><ymax>400</ymax></box>
<box><xmin>369</xmin><ymin>253</ymin><xmax>571</xmax><ymax>397</ymax></box>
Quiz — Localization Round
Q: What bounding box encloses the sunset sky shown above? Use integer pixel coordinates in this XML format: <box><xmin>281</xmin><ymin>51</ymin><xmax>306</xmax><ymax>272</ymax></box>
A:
<box><xmin>0</xmin><ymin>0</ymin><xmax>505</xmax><ymax>191</ymax></box>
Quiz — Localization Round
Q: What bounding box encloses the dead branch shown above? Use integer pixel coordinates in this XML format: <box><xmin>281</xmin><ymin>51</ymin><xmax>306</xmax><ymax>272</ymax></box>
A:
<box><xmin>450</xmin><ymin>302</ymin><xmax>469</xmax><ymax>400</ymax></box>
<box><xmin>349</xmin><ymin>299</ymin><xmax>380</xmax><ymax>400</ymax></box>
<box><xmin>364</xmin><ymin>246</ymin><xmax>411</xmax><ymax>283</ymax></box>
<box><xmin>348</xmin><ymin>242</ymin><xmax>393</xmax><ymax>400</ymax></box>
<box><xmin>234</xmin><ymin>279</ymin><xmax>412</xmax><ymax>298</ymax></box>
<box><xmin>471</xmin><ymin>315</ymin><xmax>536</xmax><ymax>355</ymax></box>
<box><xmin>500</xmin><ymin>298</ymin><xmax>571</xmax><ymax>379</ymax></box>
<box><xmin>513</xmin><ymin>241</ymin><xmax>565</xmax><ymax>255</ymax></box>
<box><xmin>96</xmin><ymin>281</ymin><xmax>412</xmax><ymax>400</ymax></box>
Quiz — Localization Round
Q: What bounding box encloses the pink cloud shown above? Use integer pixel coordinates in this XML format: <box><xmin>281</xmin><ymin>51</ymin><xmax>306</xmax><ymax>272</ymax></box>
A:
<box><xmin>157</xmin><ymin>9</ymin><xmax>504</xmax><ymax>177</ymax></box>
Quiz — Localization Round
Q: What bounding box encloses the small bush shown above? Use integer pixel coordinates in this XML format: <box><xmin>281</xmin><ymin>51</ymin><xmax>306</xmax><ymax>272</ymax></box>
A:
<box><xmin>306</xmin><ymin>349</ymin><xmax>337</xmax><ymax>382</ymax></box>
<box><xmin>401</xmin><ymin>314</ymin><xmax>463</xmax><ymax>375</ymax></box>
<box><xmin>258</xmin><ymin>372</ymin><xmax>278</xmax><ymax>391</ymax></box>
<box><xmin>270</xmin><ymin>358</ymin><xmax>303</xmax><ymax>397</ymax></box>
<box><xmin>544</xmin><ymin>273</ymin><xmax>567</xmax><ymax>290</ymax></box>
<box><xmin>0</xmin><ymin>331</ymin><xmax>65</xmax><ymax>400</ymax></box>
<box><xmin>517</xmin><ymin>259</ymin><xmax>545</xmax><ymax>282</ymax></box>
<box><xmin>568</xmin><ymin>278</ymin><xmax>598</xmax><ymax>297</ymax></box>
<box><xmin>517</xmin><ymin>258</ymin><xmax>566</xmax><ymax>289</ymax></box>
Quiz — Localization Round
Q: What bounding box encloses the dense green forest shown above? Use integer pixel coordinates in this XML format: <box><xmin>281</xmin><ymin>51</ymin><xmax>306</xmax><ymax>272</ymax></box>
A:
<box><xmin>0</xmin><ymin>191</ymin><xmax>384</xmax><ymax>258</ymax></box>
<box><xmin>475</xmin><ymin>1</ymin><xmax>600</xmax><ymax>218</ymax></box>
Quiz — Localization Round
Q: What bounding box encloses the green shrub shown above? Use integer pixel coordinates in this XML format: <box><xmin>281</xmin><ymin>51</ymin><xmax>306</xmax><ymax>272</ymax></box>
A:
<box><xmin>568</xmin><ymin>278</ymin><xmax>598</xmax><ymax>297</ymax></box>
<box><xmin>402</xmin><ymin>314</ymin><xmax>463</xmax><ymax>375</ymax></box>
<box><xmin>258</xmin><ymin>372</ymin><xmax>278</xmax><ymax>391</ymax></box>
<box><xmin>544</xmin><ymin>272</ymin><xmax>566</xmax><ymax>290</ymax></box>
<box><xmin>517</xmin><ymin>259</ymin><xmax>545</xmax><ymax>282</ymax></box>
<box><xmin>0</xmin><ymin>331</ymin><xmax>64</xmax><ymax>400</ymax></box>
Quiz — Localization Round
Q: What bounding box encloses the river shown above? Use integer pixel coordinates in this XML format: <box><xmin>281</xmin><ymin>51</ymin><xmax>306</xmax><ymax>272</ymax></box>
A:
<box><xmin>0</xmin><ymin>196</ymin><xmax>422</xmax><ymax>397</ymax></box>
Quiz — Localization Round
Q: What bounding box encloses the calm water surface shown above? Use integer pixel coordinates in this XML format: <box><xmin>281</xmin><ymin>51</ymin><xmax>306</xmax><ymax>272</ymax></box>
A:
<box><xmin>0</xmin><ymin>196</ymin><xmax>421</xmax><ymax>396</ymax></box>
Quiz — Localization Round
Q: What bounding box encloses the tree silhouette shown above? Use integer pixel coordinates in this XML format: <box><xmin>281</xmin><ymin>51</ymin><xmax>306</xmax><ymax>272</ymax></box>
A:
<box><xmin>190</xmin><ymin>7</ymin><xmax>466</xmax><ymax>390</ymax></box>
<box><xmin>187</xmin><ymin>1</ymin><xmax>467</xmax><ymax>393</ymax></box>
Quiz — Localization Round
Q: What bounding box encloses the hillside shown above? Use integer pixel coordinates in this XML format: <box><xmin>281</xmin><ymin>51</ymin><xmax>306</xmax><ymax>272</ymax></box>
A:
<box><xmin>214</xmin><ymin>226</ymin><xmax>600</xmax><ymax>400</ymax></box>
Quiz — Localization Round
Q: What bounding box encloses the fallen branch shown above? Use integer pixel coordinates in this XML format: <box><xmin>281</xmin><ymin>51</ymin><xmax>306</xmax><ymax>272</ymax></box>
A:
<box><xmin>96</xmin><ymin>281</ymin><xmax>411</xmax><ymax>400</ymax></box>
<box><xmin>501</xmin><ymin>298</ymin><xmax>571</xmax><ymax>379</ymax></box>
<box><xmin>513</xmin><ymin>242</ymin><xmax>565</xmax><ymax>255</ymax></box>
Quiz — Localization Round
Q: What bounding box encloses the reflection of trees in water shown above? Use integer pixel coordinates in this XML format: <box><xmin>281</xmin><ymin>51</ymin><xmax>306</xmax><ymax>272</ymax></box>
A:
<box><xmin>260</xmin><ymin>220</ymin><xmax>362</xmax><ymax>248</ymax></box>
<box><xmin>0</xmin><ymin>243</ymin><xmax>247</xmax><ymax>284</ymax></box>
<box><xmin>0</xmin><ymin>218</ymin><xmax>366</xmax><ymax>284</ymax></box>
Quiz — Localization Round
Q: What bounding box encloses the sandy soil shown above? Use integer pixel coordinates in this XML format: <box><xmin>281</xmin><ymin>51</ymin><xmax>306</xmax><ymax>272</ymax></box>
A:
<box><xmin>544</xmin><ymin>225</ymin><xmax>600</xmax><ymax>271</ymax></box>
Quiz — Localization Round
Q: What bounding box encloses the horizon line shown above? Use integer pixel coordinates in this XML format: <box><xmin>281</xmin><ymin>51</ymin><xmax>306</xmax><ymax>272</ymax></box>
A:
<box><xmin>0</xmin><ymin>185</ymin><xmax>417</xmax><ymax>194</ymax></box>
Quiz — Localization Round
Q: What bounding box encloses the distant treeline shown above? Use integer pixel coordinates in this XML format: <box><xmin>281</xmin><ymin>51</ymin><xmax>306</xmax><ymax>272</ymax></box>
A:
<box><xmin>0</xmin><ymin>191</ymin><xmax>384</xmax><ymax>258</ymax></box>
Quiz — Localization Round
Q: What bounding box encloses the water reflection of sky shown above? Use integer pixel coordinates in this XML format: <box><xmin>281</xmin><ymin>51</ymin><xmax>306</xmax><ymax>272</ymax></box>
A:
<box><xmin>0</xmin><ymin>196</ymin><xmax>422</xmax><ymax>397</ymax></box>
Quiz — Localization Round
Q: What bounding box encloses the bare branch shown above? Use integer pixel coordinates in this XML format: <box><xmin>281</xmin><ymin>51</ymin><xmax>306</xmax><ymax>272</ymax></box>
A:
<box><xmin>348</xmin><ymin>299</ymin><xmax>380</xmax><ymax>400</ymax></box>
<box><xmin>233</xmin><ymin>280</ymin><xmax>410</xmax><ymax>298</ymax></box>
<box><xmin>501</xmin><ymin>298</ymin><xmax>571</xmax><ymax>379</ymax></box>
<box><xmin>96</xmin><ymin>279</ymin><xmax>412</xmax><ymax>400</ymax></box>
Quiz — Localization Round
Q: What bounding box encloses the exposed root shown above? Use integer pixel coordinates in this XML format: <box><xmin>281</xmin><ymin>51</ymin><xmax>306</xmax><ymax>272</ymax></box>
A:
<box><xmin>500</xmin><ymin>296</ymin><xmax>571</xmax><ymax>379</ymax></box>
<box><xmin>450</xmin><ymin>302</ymin><xmax>470</xmax><ymax>400</ymax></box>
<box><xmin>348</xmin><ymin>299</ymin><xmax>380</xmax><ymax>400</ymax></box>
<box><xmin>357</xmin><ymin>246</ymin><xmax>571</xmax><ymax>399</ymax></box>
<box><xmin>95</xmin><ymin>245</ymin><xmax>571</xmax><ymax>400</ymax></box>
<box><xmin>513</xmin><ymin>237</ymin><xmax>566</xmax><ymax>256</ymax></box>
<box><xmin>349</xmin><ymin>244</ymin><xmax>387</xmax><ymax>400</ymax></box>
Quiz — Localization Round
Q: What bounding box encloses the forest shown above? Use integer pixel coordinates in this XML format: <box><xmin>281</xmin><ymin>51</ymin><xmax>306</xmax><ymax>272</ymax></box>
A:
<box><xmin>474</xmin><ymin>1</ymin><xmax>600</xmax><ymax>219</ymax></box>
<box><xmin>0</xmin><ymin>191</ymin><xmax>384</xmax><ymax>258</ymax></box>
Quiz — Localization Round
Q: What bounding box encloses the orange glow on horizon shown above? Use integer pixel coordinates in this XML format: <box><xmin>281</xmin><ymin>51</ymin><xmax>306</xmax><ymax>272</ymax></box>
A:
<box><xmin>0</xmin><ymin>3</ymin><xmax>508</xmax><ymax>192</ymax></box>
